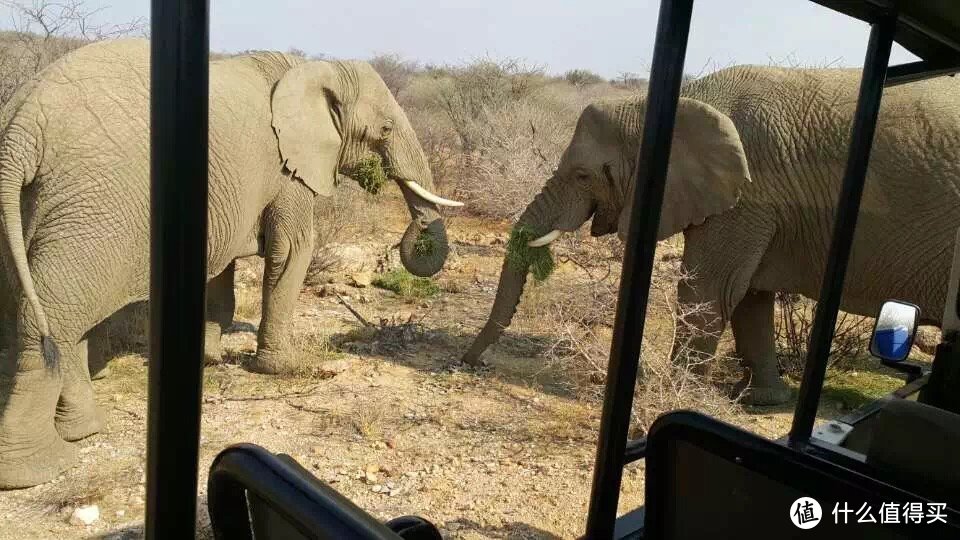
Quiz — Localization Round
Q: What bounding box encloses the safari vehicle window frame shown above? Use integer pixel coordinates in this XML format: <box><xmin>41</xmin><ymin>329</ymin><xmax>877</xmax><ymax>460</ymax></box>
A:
<box><xmin>146</xmin><ymin>0</ymin><xmax>211</xmax><ymax>538</ymax></box>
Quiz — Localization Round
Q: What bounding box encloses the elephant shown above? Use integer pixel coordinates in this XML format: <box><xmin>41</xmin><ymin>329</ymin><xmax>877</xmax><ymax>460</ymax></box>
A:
<box><xmin>461</xmin><ymin>65</ymin><xmax>960</xmax><ymax>407</ymax></box>
<box><xmin>0</xmin><ymin>37</ymin><xmax>462</xmax><ymax>488</ymax></box>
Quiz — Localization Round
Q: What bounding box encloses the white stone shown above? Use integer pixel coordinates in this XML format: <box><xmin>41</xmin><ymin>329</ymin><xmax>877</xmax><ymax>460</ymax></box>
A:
<box><xmin>69</xmin><ymin>505</ymin><xmax>100</xmax><ymax>526</ymax></box>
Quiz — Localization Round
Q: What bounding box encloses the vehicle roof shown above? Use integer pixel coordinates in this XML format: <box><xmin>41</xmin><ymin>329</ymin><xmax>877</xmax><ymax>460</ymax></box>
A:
<box><xmin>811</xmin><ymin>0</ymin><xmax>960</xmax><ymax>63</ymax></box>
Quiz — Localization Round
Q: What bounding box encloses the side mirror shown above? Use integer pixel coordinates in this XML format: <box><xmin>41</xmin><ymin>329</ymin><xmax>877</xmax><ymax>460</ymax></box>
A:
<box><xmin>869</xmin><ymin>300</ymin><xmax>920</xmax><ymax>362</ymax></box>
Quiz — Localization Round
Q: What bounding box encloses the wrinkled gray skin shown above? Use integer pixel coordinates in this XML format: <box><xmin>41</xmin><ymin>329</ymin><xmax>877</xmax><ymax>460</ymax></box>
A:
<box><xmin>0</xmin><ymin>38</ymin><xmax>452</xmax><ymax>488</ymax></box>
<box><xmin>463</xmin><ymin>65</ymin><xmax>960</xmax><ymax>406</ymax></box>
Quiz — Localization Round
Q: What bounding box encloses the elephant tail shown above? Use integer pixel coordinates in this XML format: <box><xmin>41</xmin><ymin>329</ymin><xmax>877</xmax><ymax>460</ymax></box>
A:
<box><xmin>0</xmin><ymin>161</ymin><xmax>59</xmax><ymax>369</ymax></box>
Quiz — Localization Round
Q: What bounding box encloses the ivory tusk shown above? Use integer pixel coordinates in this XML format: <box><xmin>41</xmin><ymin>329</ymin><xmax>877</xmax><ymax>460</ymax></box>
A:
<box><xmin>528</xmin><ymin>230</ymin><xmax>562</xmax><ymax>247</ymax></box>
<box><xmin>403</xmin><ymin>180</ymin><xmax>464</xmax><ymax>207</ymax></box>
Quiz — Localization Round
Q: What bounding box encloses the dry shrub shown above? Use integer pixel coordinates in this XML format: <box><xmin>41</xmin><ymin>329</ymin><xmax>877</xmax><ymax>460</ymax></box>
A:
<box><xmin>775</xmin><ymin>292</ymin><xmax>873</xmax><ymax>378</ymax></box>
<box><xmin>306</xmin><ymin>179</ymin><xmax>379</xmax><ymax>284</ymax></box>
<box><xmin>0</xmin><ymin>1</ymin><xmax>146</xmax><ymax>107</ymax></box>
<box><xmin>398</xmin><ymin>57</ymin><xmax>636</xmax><ymax>220</ymax></box>
<box><xmin>333</xmin><ymin>313</ymin><xmax>437</xmax><ymax>357</ymax></box>
<box><xmin>275</xmin><ymin>330</ymin><xmax>344</xmax><ymax>379</ymax></box>
<box><xmin>612</xmin><ymin>71</ymin><xmax>650</xmax><ymax>91</ymax></box>
<box><xmin>563</xmin><ymin>68</ymin><xmax>606</xmax><ymax>87</ymax></box>
<box><xmin>368</xmin><ymin>52</ymin><xmax>419</xmax><ymax>96</ymax></box>
<box><xmin>523</xmin><ymin>235</ymin><xmax>740</xmax><ymax>434</ymax></box>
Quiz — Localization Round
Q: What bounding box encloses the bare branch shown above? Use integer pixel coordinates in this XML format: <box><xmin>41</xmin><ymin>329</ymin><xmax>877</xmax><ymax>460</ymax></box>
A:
<box><xmin>0</xmin><ymin>1</ymin><xmax>146</xmax><ymax>108</ymax></box>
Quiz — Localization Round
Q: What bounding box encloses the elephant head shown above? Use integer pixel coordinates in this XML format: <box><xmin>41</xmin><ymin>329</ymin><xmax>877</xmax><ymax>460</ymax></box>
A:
<box><xmin>271</xmin><ymin>60</ymin><xmax>460</xmax><ymax>277</ymax></box>
<box><xmin>461</xmin><ymin>96</ymin><xmax>751</xmax><ymax>365</ymax></box>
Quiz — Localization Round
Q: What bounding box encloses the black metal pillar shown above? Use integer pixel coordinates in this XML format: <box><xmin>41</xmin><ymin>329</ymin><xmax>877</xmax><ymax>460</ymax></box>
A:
<box><xmin>789</xmin><ymin>12</ymin><xmax>896</xmax><ymax>445</ymax></box>
<box><xmin>146</xmin><ymin>1</ymin><xmax>210</xmax><ymax>538</ymax></box>
<box><xmin>583</xmin><ymin>1</ymin><xmax>694</xmax><ymax>537</ymax></box>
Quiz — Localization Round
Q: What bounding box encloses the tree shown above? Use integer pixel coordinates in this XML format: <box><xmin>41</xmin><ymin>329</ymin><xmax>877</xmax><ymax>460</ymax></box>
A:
<box><xmin>368</xmin><ymin>52</ymin><xmax>420</xmax><ymax>96</ymax></box>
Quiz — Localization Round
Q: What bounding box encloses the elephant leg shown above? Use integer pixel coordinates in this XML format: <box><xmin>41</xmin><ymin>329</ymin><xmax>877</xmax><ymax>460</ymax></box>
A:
<box><xmin>55</xmin><ymin>336</ymin><xmax>105</xmax><ymax>441</ymax></box>
<box><xmin>204</xmin><ymin>260</ymin><xmax>236</xmax><ymax>364</ymax></box>
<box><xmin>672</xmin><ymin>212</ymin><xmax>778</xmax><ymax>400</ymax></box>
<box><xmin>730</xmin><ymin>289</ymin><xmax>791</xmax><ymax>406</ymax></box>
<box><xmin>248</xmin><ymin>183</ymin><xmax>314</xmax><ymax>374</ymax></box>
<box><xmin>672</xmin><ymin>278</ymin><xmax>727</xmax><ymax>377</ymax></box>
<box><xmin>0</xmin><ymin>305</ymin><xmax>77</xmax><ymax>488</ymax></box>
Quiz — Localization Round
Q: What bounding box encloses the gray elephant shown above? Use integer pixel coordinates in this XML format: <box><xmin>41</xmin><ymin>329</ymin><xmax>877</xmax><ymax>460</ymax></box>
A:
<box><xmin>461</xmin><ymin>65</ymin><xmax>960</xmax><ymax>407</ymax></box>
<box><xmin>0</xmin><ymin>38</ymin><xmax>461</xmax><ymax>488</ymax></box>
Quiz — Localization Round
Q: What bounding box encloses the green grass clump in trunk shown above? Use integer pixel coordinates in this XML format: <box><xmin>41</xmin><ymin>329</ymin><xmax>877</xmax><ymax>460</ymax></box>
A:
<box><xmin>506</xmin><ymin>225</ymin><xmax>555</xmax><ymax>282</ymax></box>
<box><xmin>414</xmin><ymin>230</ymin><xmax>437</xmax><ymax>256</ymax></box>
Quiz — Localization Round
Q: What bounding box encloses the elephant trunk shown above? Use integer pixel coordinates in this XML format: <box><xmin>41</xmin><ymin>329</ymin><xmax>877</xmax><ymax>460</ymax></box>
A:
<box><xmin>461</xmin><ymin>182</ymin><xmax>560</xmax><ymax>366</ymax></box>
<box><xmin>460</xmin><ymin>257</ymin><xmax>528</xmax><ymax>366</ymax></box>
<box><xmin>392</xmin><ymin>121</ymin><xmax>454</xmax><ymax>277</ymax></box>
<box><xmin>397</xmin><ymin>188</ymin><xmax>449</xmax><ymax>277</ymax></box>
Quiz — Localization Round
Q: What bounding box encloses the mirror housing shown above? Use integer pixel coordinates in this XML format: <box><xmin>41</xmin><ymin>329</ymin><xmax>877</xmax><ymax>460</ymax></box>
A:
<box><xmin>869</xmin><ymin>300</ymin><xmax>921</xmax><ymax>362</ymax></box>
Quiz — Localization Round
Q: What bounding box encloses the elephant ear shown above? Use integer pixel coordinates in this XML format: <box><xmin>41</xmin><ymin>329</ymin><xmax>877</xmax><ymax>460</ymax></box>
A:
<box><xmin>646</xmin><ymin>97</ymin><xmax>751</xmax><ymax>241</ymax></box>
<box><xmin>271</xmin><ymin>62</ymin><xmax>344</xmax><ymax>197</ymax></box>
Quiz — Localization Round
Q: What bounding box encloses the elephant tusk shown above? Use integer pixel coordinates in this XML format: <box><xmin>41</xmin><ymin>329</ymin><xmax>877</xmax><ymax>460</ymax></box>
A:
<box><xmin>528</xmin><ymin>230</ymin><xmax>562</xmax><ymax>247</ymax></box>
<box><xmin>403</xmin><ymin>180</ymin><xmax>464</xmax><ymax>207</ymax></box>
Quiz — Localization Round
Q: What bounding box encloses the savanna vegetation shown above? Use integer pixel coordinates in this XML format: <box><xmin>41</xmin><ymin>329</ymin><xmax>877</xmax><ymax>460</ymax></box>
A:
<box><xmin>0</xmin><ymin>2</ymin><xmax>931</xmax><ymax>538</ymax></box>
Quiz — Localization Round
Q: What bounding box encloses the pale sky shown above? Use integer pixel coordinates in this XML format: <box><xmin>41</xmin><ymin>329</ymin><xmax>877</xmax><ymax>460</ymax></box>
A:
<box><xmin>0</xmin><ymin>1</ymin><xmax>919</xmax><ymax>78</ymax></box>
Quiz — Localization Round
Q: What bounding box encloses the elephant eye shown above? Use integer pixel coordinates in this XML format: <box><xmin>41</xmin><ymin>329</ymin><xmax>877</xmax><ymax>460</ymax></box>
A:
<box><xmin>380</xmin><ymin>121</ymin><xmax>394</xmax><ymax>138</ymax></box>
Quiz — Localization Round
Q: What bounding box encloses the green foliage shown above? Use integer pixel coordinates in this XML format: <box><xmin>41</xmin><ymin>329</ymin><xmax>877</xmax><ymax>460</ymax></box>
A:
<box><xmin>413</xmin><ymin>230</ymin><xmax>437</xmax><ymax>257</ymax></box>
<box><xmin>352</xmin><ymin>155</ymin><xmax>389</xmax><ymax>194</ymax></box>
<box><xmin>506</xmin><ymin>225</ymin><xmax>555</xmax><ymax>282</ymax></box>
<box><xmin>373</xmin><ymin>269</ymin><xmax>440</xmax><ymax>298</ymax></box>
<box><xmin>820</xmin><ymin>358</ymin><xmax>904</xmax><ymax>410</ymax></box>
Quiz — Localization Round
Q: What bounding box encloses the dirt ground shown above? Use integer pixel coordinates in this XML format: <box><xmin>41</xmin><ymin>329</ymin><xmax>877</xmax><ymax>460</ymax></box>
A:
<box><xmin>0</xmin><ymin>187</ymin><xmax>908</xmax><ymax>539</ymax></box>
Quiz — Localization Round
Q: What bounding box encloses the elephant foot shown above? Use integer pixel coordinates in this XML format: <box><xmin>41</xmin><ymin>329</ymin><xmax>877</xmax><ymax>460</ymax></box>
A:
<box><xmin>733</xmin><ymin>376</ymin><xmax>792</xmax><ymax>406</ymax></box>
<box><xmin>247</xmin><ymin>350</ymin><xmax>292</xmax><ymax>375</ymax></box>
<box><xmin>459</xmin><ymin>343</ymin><xmax>491</xmax><ymax>367</ymax></box>
<box><xmin>460</xmin><ymin>353</ymin><xmax>486</xmax><ymax>367</ymax></box>
<box><xmin>56</xmin><ymin>378</ymin><xmax>105</xmax><ymax>441</ymax></box>
<box><xmin>55</xmin><ymin>406</ymin><xmax>105</xmax><ymax>442</ymax></box>
<box><xmin>0</xmin><ymin>433</ymin><xmax>78</xmax><ymax>489</ymax></box>
<box><xmin>204</xmin><ymin>323</ymin><xmax>225</xmax><ymax>365</ymax></box>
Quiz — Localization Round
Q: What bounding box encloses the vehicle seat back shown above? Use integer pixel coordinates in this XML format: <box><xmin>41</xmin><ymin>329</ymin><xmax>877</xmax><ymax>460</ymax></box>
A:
<box><xmin>208</xmin><ymin>443</ymin><xmax>441</xmax><ymax>539</ymax></box>
<box><xmin>865</xmin><ymin>398</ymin><xmax>960</xmax><ymax>507</ymax></box>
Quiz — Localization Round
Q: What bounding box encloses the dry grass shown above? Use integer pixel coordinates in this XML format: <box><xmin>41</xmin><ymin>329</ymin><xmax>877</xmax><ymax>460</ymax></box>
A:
<box><xmin>273</xmin><ymin>330</ymin><xmax>346</xmax><ymax>379</ymax></box>
<box><xmin>500</xmin><ymin>232</ymin><xmax>742</xmax><ymax>435</ymax></box>
<box><xmin>234</xmin><ymin>280</ymin><xmax>262</xmax><ymax>320</ymax></box>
